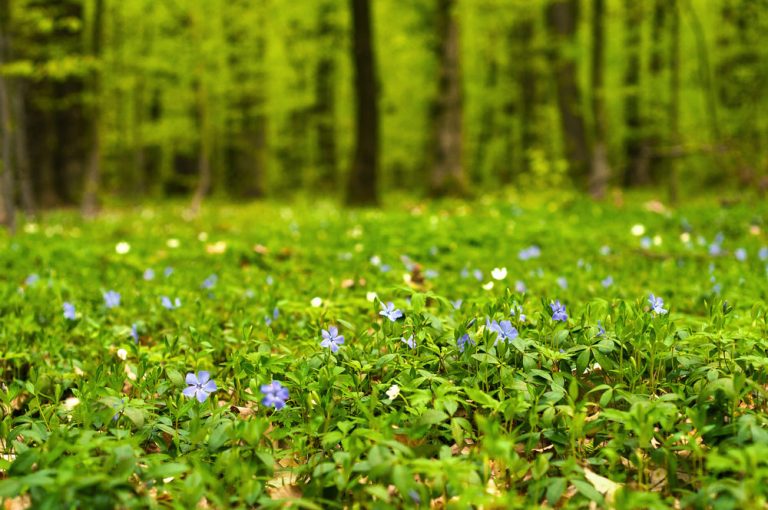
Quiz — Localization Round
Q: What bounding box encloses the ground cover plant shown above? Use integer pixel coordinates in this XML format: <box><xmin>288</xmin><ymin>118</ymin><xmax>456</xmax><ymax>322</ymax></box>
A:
<box><xmin>2</xmin><ymin>196</ymin><xmax>768</xmax><ymax>509</ymax></box>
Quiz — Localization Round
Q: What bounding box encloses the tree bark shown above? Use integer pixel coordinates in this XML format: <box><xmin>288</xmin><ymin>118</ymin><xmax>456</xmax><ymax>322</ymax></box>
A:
<box><xmin>547</xmin><ymin>0</ymin><xmax>590</xmax><ymax>184</ymax></box>
<box><xmin>0</xmin><ymin>1</ymin><xmax>16</xmax><ymax>232</ymax></box>
<box><xmin>345</xmin><ymin>0</ymin><xmax>379</xmax><ymax>206</ymax></box>
<box><xmin>622</xmin><ymin>0</ymin><xmax>649</xmax><ymax>187</ymax></box>
<box><xmin>516</xmin><ymin>16</ymin><xmax>538</xmax><ymax>176</ymax></box>
<box><xmin>81</xmin><ymin>0</ymin><xmax>105</xmax><ymax>218</ymax></box>
<box><xmin>428</xmin><ymin>0</ymin><xmax>465</xmax><ymax>197</ymax></box>
<box><xmin>668</xmin><ymin>0</ymin><xmax>680</xmax><ymax>204</ymax></box>
<box><xmin>589</xmin><ymin>0</ymin><xmax>611</xmax><ymax>198</ymax></box>
<box><xmin>315</xmin><ymin>0</ymin><xmax>339</xmax><ymax>192</ymax></box>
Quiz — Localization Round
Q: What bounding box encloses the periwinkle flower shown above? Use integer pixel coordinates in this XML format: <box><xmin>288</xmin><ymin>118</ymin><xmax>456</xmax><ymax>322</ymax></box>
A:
<box><xmin>103</xmin><ymin>290</ymin><xmax>121</xmax><ymax>309</ymax></box>
<box><xmin>735</xmin><ymin>248</ymin><xmax>747</xmax><ymax>262</ymax></box>
<box><xmin>601</xmin><ymin>276</ymin><xmax>614</xmax><ymax>288</ymax></box>
<box><xmin>451</xmin><ymin>299</ymin><xmax>463</xmax><ymax>310</ymax></box>
<box><xmin>550</xmin><ymin>300</ymin><xmax>568</xmax><ymax>322</ymax></box>
<box><xmin>163</xmin><ymin>267</ymin><xmax>174</xmax><ymax>278</ymax></box>
<box><xmin>760</xmin><ymin>247</ymin><xmax>768</xmax><ymax>261</ymax></box>
<box><xmin>380</xmin><ymin>264</ymin><xmax>391</xmax><ymax>273</ymax></box>
<box><xmin>515</xmin><ymin>280</ymin><xmax>527</xmax><ymax>293</ymax></box>
<box><xmin>320</xmin><ymin>326</ymin><xmax>345</xmax><ymax>353</ymax></box>
<box><xmin>472</xmin><ymin>269</ymin><xmax>483</xmax><ymax>282</ymax></box>
<box><xmin>380</xmin><ymin>302</ymin><xmax>403</xmax><ymax>322</ymax></box>
<box><xmin>510</xmin><ymin>305</ymin><xmax>526</xmax><ymax>322</ymax></box>
<box><xmin>597</xmin><ymin>320</ymin><xmax>605</xmax><ymax>337</ymax></box>
<box><xmin>557</xmin><ymin>277</ymin><xmax>568</xmax><ymax>289</ymax></box>
<box><xmin>25</xmin><ymin>273</ymin><xmax>40</xmax><ymax>286</ymax></box>
<box><xmin>201</xmin><ymin>274</ymin><xmax>218</xmax><ymax>289</ymax></box>
<box><xmin>424</xmin><ymin>269</ymin><xmax>439</xmax><ymax>279</ymax></box>
<box><xmin>487</xmin><ymin>319</ymin><xmax>518</xmax><ymax>345</ymax></box>
<box><xmin>130</xmin><ymin>323</ymin><xmax>139</xmax><ymax>343</ymax></box>
<box><xmin>261</xmin><ymin>381</ymin><xmax>289</xmax><ymax>409</ymax></box>
<box><xmin>709</xmin><ymin>243</ymin><xmax>722</xmax><ymax>257</ymax></box>
<box><xmin>183</xmin><ymin>371</ymin><xmax>217</xmax><ymax>403</ymax></box>
<box><xmin>265</xmin><ymin>307</ymin><xmax>279</xmax><ymax>326</ymax></box>
<box><xmin>161</xmin><ymin>296</ymin><xmax>181</xmax><ymax>310</ymax></box>
<box><xmin>63</xmin><ymin>302</ymin><xmax>76</xmax><ymax>320</ymax></box>
<box><xmin>648</xmin><ymin>293</ymin><xmax>668</xmax><ymax>315</ymax></box>
<box><xmin>599</xmin><ymin>245</ymin><xmax>611</xmax><ymax>256</ymax></box>
<box><xmin>457</xmin><ymin>333</ymin><xmax>475</xmax><ymax>353</ymax></box>
<box><xmin>519</xmin><ymin>246</ymin><xmax>541</xmax><ymax>261</ymax></box>
<box><xmin>143</xmin><ymin>269</ymin><xmax>155</xmax><ymax>281</ymax></box>
<box><xmin>640</xmin><ymin>237</ymin><xmax>652</xmax><ymax>249</ymax></box>
<box><xmin>401</xmin><ymin>335</ymin><xmax>416</xmax><ymax>349</ymax></box>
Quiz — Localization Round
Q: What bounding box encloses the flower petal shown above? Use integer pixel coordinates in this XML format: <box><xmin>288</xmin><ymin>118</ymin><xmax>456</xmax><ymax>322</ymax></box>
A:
<box><xmin>185</xmin><ymin>373</ymin><xmax>198</xmax><ymax>385</ymax></box>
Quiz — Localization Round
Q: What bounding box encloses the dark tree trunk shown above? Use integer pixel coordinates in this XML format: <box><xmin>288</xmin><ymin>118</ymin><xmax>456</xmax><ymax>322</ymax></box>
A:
<box><xmin>428</xmin><ymin>0</ymin><xmax>465</xmax><ymax>197</ymax></box>
<box><xmin>0</xmin><ymin>0</ymin><xmax>16</xmax><ymax>232</ymax></box>
<box><xmin>516</xmin><ymin>16</ymin><xmax>538</xmax><ymax>176</ymax></box>
<box><xmin>546</xmin><ymin>0</ymin><xmax>590</xmax><ymax>184</ymax></box>
<box><xmin>190</xmin><ymin>81</ymin><xmax>212</xmax><ymax>214</ymax></box>
<box><xmin>81</xmin><ymin>0</ymin><xmax>105</xmax><ymax>218</ymax></box>
<box><xmin>668</xmin><ymin>0</ymin><xmax>680</xmax><ymax>204</ymax></box>
<box><xmin>646</xmin><ymin>0</ymin><xmax>668</xmax><ymax>183</ymax></box>
<box><xmin>589</xmin><ymin>0</ymin><xmax>611</xmax><ymax>198</ymax></box>
<box><xmin>345</xmin><ymin>0</ymin><xmax>379</xmax><ymax>206</ymax></box>
<box><xmin>622</xmin><ymin>0</ymin><xmax>649</xmax><ymax>187</ymax></box>
<box><xmin>315</xmin><ymin>0</ymin><xmax>339</xmax><ymax>192</ymax></box>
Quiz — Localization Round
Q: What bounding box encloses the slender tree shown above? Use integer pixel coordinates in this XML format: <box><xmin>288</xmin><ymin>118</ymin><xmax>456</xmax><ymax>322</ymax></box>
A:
<box><xmin>81</xmin><ymin>0</ymin><xmax>105</xmax><ymax>218</ymax></box>
<box><xmin>428</xmin><ymin>0</ymin><xmax>465</xmax><ymax>197</ymax></box>
<box><xmin>589</xmin><ymin>0</ymin><xmax>611</xmax><ymax>198</ymax></box>
<box><xmin>345</xmin><ymin>0</ymin><xmax>379</xmax><ymax>206</ymax></box>
<box><xmin>622</xmin><ymin>0</ymin><xmax>648</xmax><ymax>186</ymax></box>
<box><xmin>315</xmin><ymin>0</ymin><xmax>339</xmax><ymax>191</ymax></box>
<box><xmin>668</xmin><ymin>0</ymin><xmax>680</xmax><ymax>204</ymax></box>
<box><xmin>546</xmin><ymin>0</ymin><xmax>590</xmax><ymax>184</ymax></box>
<box><xmin>0</xmin><ymin>0</ymin><xmax>16</xmax><ymax>231</ymax></box>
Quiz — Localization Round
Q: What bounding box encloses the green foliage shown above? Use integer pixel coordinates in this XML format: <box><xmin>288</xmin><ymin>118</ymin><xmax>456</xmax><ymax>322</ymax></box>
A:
<box><xmin>2</xmin><ymin>196</ymin><xmax>768</xmax><ymax>507</ymax></box>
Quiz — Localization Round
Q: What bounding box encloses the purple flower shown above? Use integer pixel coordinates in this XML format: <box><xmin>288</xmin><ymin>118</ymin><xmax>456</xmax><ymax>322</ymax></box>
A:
<box><xmin>648</xmin><ymin>294</ymin><xmax>668</xmax><ymax>315</ymax></box>
<box><xmin>103</xmin><ymin>290</ymin><xmax>121</xmax><ymax>309</ymax></box>
<box><xmin>487</xmin><ymin>319</ymin><xmax>518</xmax><ymax>345</ymax></box>
<box><xmin>457</xmin><ymin>333</ymin><xmax>475</xmax><ymax>353</ymax></box>
<box><xmin>320</xmin><ymin>326</ymin><xmax>345</xmax><ymax>353</ymax></box>
<box><xmin>201</xmin><ymin>274</ymin><xmax>218</xmax><ymax>289</ymax></box>
<box><xmin>451</xmin><ymin>299</ymin><xmax>462</xmax><ymax>310</ymax></box>
<box><xmin>601</xmin><ymin>276</ymin><xmax>614</xmax><ymax>288</ymax></box>
<box><xmin>265</xmin><ymin>307</ymin><xmax>279</xmax><ymax>326</ymax></box>
<box><xmin>515</xmin><ymin>280</ymin><xmax>527</xmax><ymax>293</ymax></box>
<box><xmin>519</xmin><ymin>246</ymin><xmax>541</xmax><ymax>261</ymax></box>
<box><xmin>143</xmin><ymin>269</ymin><xmax>155</xmax><ymax>281</ymax></box>
<box><xmin>510</xmin><ymin>305</ymin><xmax>526</xmax><ymax>322</ymax></box>
<box><xmin>130</xmin><ymin>323</ymin><xmax>139</xmax><ymax>343</ymax></box>
<box><xmin>163</xmin><ymin>267</ymin><xmax>174</xmax><ymax>278</ymax></box>
<box><xmin>261</xmin><ymin>381</ymin><xmax>289</xmax><ymax>409</ymax></box>
<box><xmin>161</xmin><ymin>296</ymin><xmax>181</xmax><ymax>310</ymax></box>
<box><xmin>472</xmin><ymin>269</ymin><xmax>483</xmax><ymax>282</ymax></box>
<box><xmin>380</xmin><ymin>302</ymin><xmax>403</xmax><ymax>322</ymax></box>
<box><xmin>760</xmin><ymin>247</ymin><xmax>768</xmax><ymax>261</ymax></box>
<box><xmin>63</xmin><ymin>302</ymin><xmax>76</xmax><ymax>320</ymax></box>
<box><xmin>709</xmin><ymin>243</ymin><xmax>722</xmax><ymax>257</ymax></box>
<box><xmin>597</xmin><ymin>320</ymin><xmax>605</xmax><ymax>337</ymax></box>
<box><xmin>424</xmin><ymin>269</ymin><xmax>439</xmax><ymax>279</ymax></box>
<box><xmin>380</xmin><ymin>264</ymin><xmax>391</xmax><ymax>273</ymax></box>
<box><xmin>25</xmin><ymin>274</ymin><xmax>40</xmax><ymax>286</ymax></box>
<box><xmin>401</xmin><ymin>335</ymin><xmax>416</xmax><ymax>349</ymax></box>
<box><xmin>640</xmin><ymin>237</ymin><xmax>652</xmax><ymax>249</ymax></box>
<box><xmin>735</xmin><ymin>248</ymin><xmax>747</xmax><ymax>262</ymax></box>
<box><xmin>550</xmin><ymin>300</ymin><xmax>568</xmax><ymax>322</ymax></box>
<box><xmin>460</xmin><ymin>268</ymin><xmax>470</xmax><ymax>279</ymax></box>
<box><xmin>557</xmin><ymin>277</ymin><xmax>568</xmax><ymax>289</ymax></box>
<box><xmin>182</xmin><ymin>371</ymin><xmax>217</xmax><ymax>403</ymax></box>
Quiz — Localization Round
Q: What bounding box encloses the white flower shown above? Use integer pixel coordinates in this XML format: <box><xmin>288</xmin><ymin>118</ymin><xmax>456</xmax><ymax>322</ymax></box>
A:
<box><xmin>166</xmin><ymin>238</ymin><xmax>180</xmax><ymax>249</ymax></box>
<box><xmin>385</xmin><ymin>384</ymin><xmax>400</xmax><ymax>400</ymax></box>
<box><xmin>197</xmin><ymin>231</ymin><xmax>208</xmax><ymax>241</ymax></box>
<box><xmin>370</xmin><ymin>255</ymin><xmax>381</xmax><ymax>266</ymax></box>
<box><xmin>491</xmin><ymin>267</ymin><xmax>507</xmax><ymax>280</ymax></box>
<box><xmin>311</xmin><ymin>297</ymin><xmax>323</xmax><ymax>308</ymax></box>
<box><xmin>115</xmin><ymin>242</ymin><xmax>130</xmax><ymax>254</ymax></box>
<box><xmin>653</xmin><ymin>235</ymin><xmax>662</xmax><ymax>246</ymax></box>
<box><xmin>117</xmin><ymin>348</ymin><xmax>128</xmax><ymax>361</ymax></box>
<box><xmin>680</xmin><ymin>232</ymin><xmax>691</xmax><ymax>243</ymax></box>
<box><xmin>631</xmin><ymin>224</ymin><xmax>646</xmax><ymax>237</ymax></box>
<box><xmin>366</xmin><ymin>292</ymin><xmax>378</xmax><ymax>302</ymax></box>
<box><xmin>482</xmin><ymin>281</ymin><xmax>494</xmax><ymax>290</ymax></box>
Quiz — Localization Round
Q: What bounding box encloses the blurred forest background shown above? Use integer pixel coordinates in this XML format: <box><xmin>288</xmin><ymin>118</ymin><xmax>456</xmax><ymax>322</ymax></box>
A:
<box><xmin>0</xmin><ymin>0</ymin><xmax>767</xmax><ymax>227</ymax></box>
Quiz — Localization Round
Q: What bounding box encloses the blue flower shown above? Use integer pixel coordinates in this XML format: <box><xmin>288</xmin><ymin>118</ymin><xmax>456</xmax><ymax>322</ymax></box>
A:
<box><xmin>640</xmin><ymin>236</ymin><xmax>652</xmax><ymax>249</ymax></box>
<box><xmin>164</xmin><ymin>267</ymin><xmax>174</xmax><ymax>278</ymax></box>
<box><xmin>380</xmin><ymin>264</ymin><xmax>391</xmax><ymax>273</ymax></box>
<box><xmin>409</xmin><ymin>489</ymin><xmax>421</xmax><ymax>505</ymax></box>
<box><xmin>266</xmin><ymin>275</ymin><xmax>274</xmax><ymax>286</ymax></box>
<box><xmin>515</xmin><ymin>280</ymin><xmax>527</xmax><ymax>293</ymax></box>
<box><xmin>648</xmin><ymin>293</ymin><xmax>668</xmax><ymax>315</ymax></box>
<box><xmin>472</xmin><ymin>269</ymin><xmax>483</xmax><ymax>282</ymax></box>
<box><xmin>519</xmin><ymin>246</ymin><xmax>541</xmax><ymax>261</ymax></box>
<box><xmin>735</xmin><ymin>248</ymin><xmax>747</xmax><ymax>262</ymax></box>
<box><xmin>320</xmin><ymin>326</ymin><xmax>345</xmax><ymax>353</ymax></box>
<box><xmin>510</xmin><ymin>305</ymin><xmax>526</xmax><ymax>322</ymax></box>
<box><xmin>557</xmin><ymin>277</ymin><xmax>568</xmax><ymax>289</ymax></box>
<box><xmin>201</xmin><ymin>274</ymin><xmax>218</xmax><ymax>289</ymax></box>
<box><xmin>63</xmin><ymin>302</ymin><xmax>76</xmax><ymax>320</ymax></box>
<box><xmin>103</xmin><ymin>290</ymin><xmax>121</xmax><ymax>309</ymax></box>
<box><xmin>487</xmin><ymin>319</ymin><xmax>518</xmax><ymax>345</ymax></box>
<box><xmin>451</xmin><ymin>299</ymin><xmax>462</xmax><ymax>310</ymax></box>
<box><xmin>380</xmin><ymin>302</ymin><xmax>403</xmax><ymax>322</ymax></box>
<box><xmin>760</xmin><ymin>247</ymin><xmax>768</xmax><ymax>261</ymax></box>
<box><xmin>182</xmin><ymin>371</ymin><xmax>217</xmax><ymax>403</ymax></box>
<box><xmin>457</xmin><ymin>333</ymin><xmax>475</xmax><ymax>353</ymax></box>
<box><xmin>709</xmin><ymin>243</ymin><xmax>722</xmax><ymax>257</ymax></box>
<box><xmin>130</xmin><ymin>323</ymin><xmax>139</xmax><ymax>343</ymax></box>
<box><xmin>401</xmin><ymin>335</ymin><xmax>416</xmax><ymax>349</ymax></box>
<box><xmin>143</xmin><ymin>269</ymin><xmax>155</xmax><ymax>281</ymax></box>
<box><xmin>601</xmin><ymin>275</ymin><xmax>614</xmax><ymax>288</ymax></box>
<box><xmin>25</xmin><ymin>273</ymin><xmax>40</xmax><ymax>286</ymax></box>
<box><xmin>161</xmin><ymin>296</ymin><xmax>181</xmax><ymax>310</ymax></box>
<box><xmin>550</xmin><ymin>301</ymin><xmax>568</xmax><ymax>322</ymax></box>
<box><xmin>597</xmin><ymin>320</ymin><xmax>605</xmax><ymax>337</ymax></box>
<box><xmin>424</xmin><ymin>269</ymin><xmax>439</xmax><ymax>279</ymax></box>
<box><xmin>261</xmin><ymin>381</ymin><xmax>289</xmax><ymax>409</ymax></box>
<box><xmin>265</xmin><ymin>307</ymin><xmax>279</xmax><ymax>326</ymax></box>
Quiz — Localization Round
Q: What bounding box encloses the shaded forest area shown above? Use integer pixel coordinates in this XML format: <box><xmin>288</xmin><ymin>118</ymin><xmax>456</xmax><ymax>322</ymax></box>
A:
<box><xmin>0</xmin><ymin>0</ymin><xmax>767</xmax><ymax>226</ymax></box>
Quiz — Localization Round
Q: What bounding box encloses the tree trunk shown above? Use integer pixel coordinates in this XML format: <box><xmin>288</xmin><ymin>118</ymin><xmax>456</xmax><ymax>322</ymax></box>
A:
<box><xmin>81</xmin><ymin>0</ymin><xmax>105</xmax><ymax>218</ymax></box>
<box><xmin>589</xmin><ymin>0</ymin><xmax>611</xmax><ymax>198</ymax></box>
<box><xmin>668</xmin><ymin>0</ymin><xmax>680</xmax><ymax>204</ymax></box>
<box><xmin>622</xmin><ymin>0</ymin><xmax>649</xmax><ymax>187</ymax></box>
<box><xmin>0</xmin><ymin>4</ymin><xmax>16</xmax><ymax>232</ymax></box>
<box><xmin>345</xmin><ymin>0</ymin><xmax>379</xmax><ymax>206</ymax></box>
<box><xmin>315</xmin><ymin>0</ymin><xmax>339</xmax><ymax>192</ymax></box>
<box><xmin>546</xmin><ymin>0</ymin><xmax>590</xmax><ymax>184</ymax></box>
<box><xmin>646</xmin><ymin>0</ymin><xmax>668</xmax><ymax>183</ymax></box>
<box><xmin>190</xmin><ymin>81</ymin><xmax>212</xmax><ymax>214</ymax></box>
<box><xmin>516</xmin><ymin>16</ymin><xmax>538</xmax><ymax>176</ymax></box>
<box><xmin>429</xmin><ymin>0</ymin><xmax>465</xmax><ymax>197</ymax></box>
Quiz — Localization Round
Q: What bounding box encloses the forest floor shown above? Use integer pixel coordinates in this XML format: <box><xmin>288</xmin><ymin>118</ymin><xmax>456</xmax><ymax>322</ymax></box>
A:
<box><xmin>2</xmin><ymin>195</ymin><xmax>768</xmax><ymax>508</ymax></box>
